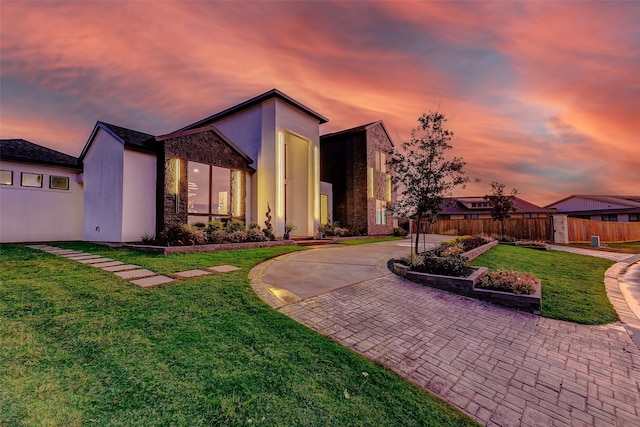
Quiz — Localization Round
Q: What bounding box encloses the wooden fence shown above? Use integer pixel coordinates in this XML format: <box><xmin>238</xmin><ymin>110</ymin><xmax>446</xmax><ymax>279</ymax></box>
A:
<box><xmin>567</xmin><ymin>218</ymin><xmax>640</xmax><ymax>243</ymax></box>
<box><xmin>413</xmin><ymin>218</ymin><xmax>554</xmax><ymax>241</ymax></box>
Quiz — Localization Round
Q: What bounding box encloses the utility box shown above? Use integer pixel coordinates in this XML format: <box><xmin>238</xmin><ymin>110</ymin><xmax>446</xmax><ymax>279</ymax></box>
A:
<box><xmin>591</xmin><ymin>236</ymin><xmax>600</xmax><ymax>247</ymax></box>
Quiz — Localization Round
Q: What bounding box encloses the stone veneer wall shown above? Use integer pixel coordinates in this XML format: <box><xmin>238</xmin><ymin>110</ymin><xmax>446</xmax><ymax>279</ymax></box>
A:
<box><xmin>366</xmin><ymin>124</ymin><xmax>394</xmax><ymax>236</ymax></box>
<box><xmin>158</xmin><ymin>129</ymin><xmax>252</xmax><ymax>233</ymax></box>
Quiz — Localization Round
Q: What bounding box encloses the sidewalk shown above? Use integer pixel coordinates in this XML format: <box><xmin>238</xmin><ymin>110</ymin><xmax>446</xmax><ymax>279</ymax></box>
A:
<box><xmin>251</xmin><ymin>240</ymin><xmax>640</xmax><ymax>426</ymax></box>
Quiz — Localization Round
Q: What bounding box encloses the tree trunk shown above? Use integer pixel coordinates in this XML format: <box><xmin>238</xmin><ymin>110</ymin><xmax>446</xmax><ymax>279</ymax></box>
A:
<box><xmin>414</xmin><ymin>213</ymin><xmax>422</xmax><ymax>255</ymax></box>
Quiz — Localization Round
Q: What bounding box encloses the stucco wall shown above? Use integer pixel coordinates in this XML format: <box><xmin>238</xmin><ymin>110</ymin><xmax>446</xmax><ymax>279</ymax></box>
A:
<box><xmin>0</xmin><ymin>160</ymin><xmax>83</xmax><ymax>242</ymax></box>
<box><xmin>122</xmin><ymin>149</ymin><xmax>156</xmax><ymax>241</ymax></box>
<box><xmin>82</xmin><ymin>128</ymin><xmax>124</xmax><ymax>242</ymax></box>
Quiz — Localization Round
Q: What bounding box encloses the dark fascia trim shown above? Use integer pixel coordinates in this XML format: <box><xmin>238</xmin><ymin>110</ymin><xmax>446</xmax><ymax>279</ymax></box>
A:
<box><xmin>176</xmin><ymin>88</ymin><xmax>329</xmax><ymax>132</ymax></box>
<box><xmin>156</xmin><ymin>124</ymin><xmax>254</xmax><ymax>166</ymax></box>
<box><xmin>1</xmin><ymin>155</ymin><xmax>82</xmax><ymax>171</ymax></box>
<box><xmin>79</xmin><ymin>122</ymin><xmax>156</xmax><ymax>161</ymax></box>
<box><xmin>321</xmin><ymin>120</ymin><xmax>395</xmax><ymax>147</ymax></box>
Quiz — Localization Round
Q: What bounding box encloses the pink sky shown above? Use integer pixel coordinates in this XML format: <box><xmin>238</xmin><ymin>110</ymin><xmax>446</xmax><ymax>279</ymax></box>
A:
<box><xmin>1</xmin><ymin>1</ymin><xmax>638</xmax><ymax>205</ymax></box>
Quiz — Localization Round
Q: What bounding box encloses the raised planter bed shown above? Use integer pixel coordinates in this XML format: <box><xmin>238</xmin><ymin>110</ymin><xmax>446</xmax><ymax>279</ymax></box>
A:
<box><xmin>392</xmin><ymin>239</ymin><xmax>541</xmax><ymax>313</ymax></box>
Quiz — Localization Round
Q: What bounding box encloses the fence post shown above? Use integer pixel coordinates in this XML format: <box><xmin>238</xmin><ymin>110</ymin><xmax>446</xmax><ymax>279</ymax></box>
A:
<box><xmin>552</xmin><ymin>214</ymin><xmax>569</xmax><ymax>244</ymax></box>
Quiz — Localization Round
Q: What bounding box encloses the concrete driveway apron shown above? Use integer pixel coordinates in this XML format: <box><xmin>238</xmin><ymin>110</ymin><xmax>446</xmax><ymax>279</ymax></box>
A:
<box><xmin>251</xmin><ymin>239</ymin><xmax>640</xmax><ymax>426</ymax></box>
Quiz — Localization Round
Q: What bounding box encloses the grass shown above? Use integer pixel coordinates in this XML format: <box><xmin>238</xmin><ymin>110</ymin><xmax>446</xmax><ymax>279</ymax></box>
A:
<box><xmin>0</xmin><ymin>244</ymin><xmax>478</xmax><ymax>427</ymax></box>
<box><xmin>470</xmin><ymin>245</ymin><xmax>617</xmax><ymax>325</ymax></box>
<box><xmin>338</xmin><ymin>237</ymin><xmax>404</xmax><ymax>245</ymax></box>
<box><xmin>560</xmin><ymin>241</ymin><xmax>640</xmax><ymax>255</ymax></box>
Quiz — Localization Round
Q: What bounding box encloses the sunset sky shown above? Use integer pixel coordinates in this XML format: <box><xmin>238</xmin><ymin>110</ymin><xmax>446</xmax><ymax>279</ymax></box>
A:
<box><xmin>1</xmin><ymin>1</ymin><xmax>638</xmax><ymax>205</ymax></box>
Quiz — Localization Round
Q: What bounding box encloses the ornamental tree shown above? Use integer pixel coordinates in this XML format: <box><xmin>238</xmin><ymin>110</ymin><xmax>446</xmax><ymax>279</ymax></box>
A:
<box><xmin>388</xmin><ymin>112</ymin><xmax>469</xmax><ymax>255</ymax></box>
<box><xmin>484</xmin><ymin>181</ymin><xmax>517</xmax><ymax>238</ymax></box>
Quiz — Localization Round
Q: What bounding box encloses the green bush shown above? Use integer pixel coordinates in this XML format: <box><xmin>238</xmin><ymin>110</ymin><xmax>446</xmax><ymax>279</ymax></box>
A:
<box><xmin>411</xmin><ymin>254</ymin><xmax>473</xmax><ymax>277</ymax></box>
<box><xmin>160</xmin><ymin>224</ymin><xmax>206</xmax><ymax>246</ymax></box>
<box><xmin>246</xmin><ymin>229</ymin><xmax>267</xmax><ymax>242</ymax></box>
<box><xmin>248</xmin><ymin>221</ymin><xmax>261</xmax><ymax>230</ymax></box>
<box><xmin>227</xmin><ymin>219</ymin><xmax>245</xmax><ymax>233</ymax></box>
<box><xmin>208</xmin><ymin>230</ymin><xmax>227</xmax><ymax>244</ymax></box>
<box><xmin>225</xmin><ymin>230</ymin><xmax>247</xmax><ymax>243</ymax></box>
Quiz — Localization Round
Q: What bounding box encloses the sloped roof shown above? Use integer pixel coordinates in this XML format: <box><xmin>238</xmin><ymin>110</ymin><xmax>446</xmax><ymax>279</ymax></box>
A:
<box><xmin>442</xmin><ymin>196</ymin><xmax>552</xmax><ymax>214</ymax></box>
<box><xmin>156</xmin><ymin>124</ymin><xmax>254</xmax><ymax>166</ymax></box>
<box><xmin>546</xmin><ymin>194</ymin><xmax>640</xmax><ymax>209</ymax></box>
<box><xmin>79</xmin><ymin>121</ymin><xmax>157</xmax><ymax>161</ymax></box>
<box><xmin>176</xmin><ymin>88</ymin><xmax>329</xmax><ymax>132</ymax></box>
<box><xmin>320</xmin><ymin>120</ymin><xmax>395</xmax><ymax>146</ymax></box>
<box><xmin>0</xmin><ymin>138</ymin><xmax>81</xmax><ymax>169</ymax></box>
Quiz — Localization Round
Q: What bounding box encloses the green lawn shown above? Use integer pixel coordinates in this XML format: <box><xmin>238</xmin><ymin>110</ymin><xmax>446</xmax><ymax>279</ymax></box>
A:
<box><xmin>470</xmin><ymin>245</ymin><xmax>617</xmax><ymax>324</ymax></box>
<box><xmin>0</xmin><ymin>244</ymin><xmax>477</xmax><ymax>427</ymax></box>
<box><xmin>338</xmin><ymin>237</ymin><xmax>404</xmax><ymax>245</ymax></box>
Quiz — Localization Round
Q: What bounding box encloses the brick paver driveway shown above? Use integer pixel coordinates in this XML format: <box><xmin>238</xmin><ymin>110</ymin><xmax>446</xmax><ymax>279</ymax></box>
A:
<box><xmin>256</xmin><ymin>241</ymin><xmax>640</xmax><ymax>426</ymax></box>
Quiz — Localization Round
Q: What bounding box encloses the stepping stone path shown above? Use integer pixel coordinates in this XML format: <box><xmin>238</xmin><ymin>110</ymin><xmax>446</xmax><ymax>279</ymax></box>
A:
<box><xmin>25</xmin><ymin>245</ymin><xmax>241</xmax><ymax>289</ymax></box>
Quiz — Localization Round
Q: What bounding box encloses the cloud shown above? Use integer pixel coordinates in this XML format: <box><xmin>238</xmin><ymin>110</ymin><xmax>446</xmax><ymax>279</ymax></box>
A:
<box><xmin>1</xmin><ymin>1</ymin><xmax>638</xmax><ymax>205</ymax></box>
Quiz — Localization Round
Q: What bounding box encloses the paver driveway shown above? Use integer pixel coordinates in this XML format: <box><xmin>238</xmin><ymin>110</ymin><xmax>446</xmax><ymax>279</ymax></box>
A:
<box><xmin>253</xmin><ymin>240</ymin><xmax>640</xmax><ymax>426</ymax></box>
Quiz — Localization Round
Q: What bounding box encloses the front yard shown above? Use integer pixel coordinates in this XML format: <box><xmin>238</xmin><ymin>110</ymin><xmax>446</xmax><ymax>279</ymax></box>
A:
<box><xmin>0</xmin><ymin>244</ymin><xmax>477</xmax><ymax>427</ymax></box>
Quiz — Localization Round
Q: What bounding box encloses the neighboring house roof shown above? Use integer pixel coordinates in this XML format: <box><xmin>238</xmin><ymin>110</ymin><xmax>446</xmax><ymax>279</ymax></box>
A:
<box><xmin>441</xmin><ymin>196</ymin><xmax>552</xmax><ymax>215</ymax></box>
<box><xmin>156</xmin><ymin>124</ymin><xmax>255</xmax><ymax>168</ymax></box>
<box><xmin>545</xmin><ymin>195</ymin><xmax>640</xmax><ymax>215</ymax></box>
<box><xmin>320</xmin><ymin>120</ymin><xmax>395</xmax><ymax>147</ymax></box>
<box><xmin>0</xmin><ymin>138</ymin><xmax>81</xmax><ymax>169</ymax></box>
<box><xmin>176</xmin><ymin>88</ymin><xmax>329</xmax><ymax>132</ymax></box>
<box><xmin>79</xmin><ymin>121</ymin><xmax>157</xmax><ymax>161</ymax></box>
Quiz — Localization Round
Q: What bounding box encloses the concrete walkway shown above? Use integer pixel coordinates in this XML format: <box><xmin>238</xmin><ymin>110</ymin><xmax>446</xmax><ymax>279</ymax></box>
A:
<box><xmin>251</xmin><ymin>240</ymin><xmax>640</xmax><ymax>426</ymax></box>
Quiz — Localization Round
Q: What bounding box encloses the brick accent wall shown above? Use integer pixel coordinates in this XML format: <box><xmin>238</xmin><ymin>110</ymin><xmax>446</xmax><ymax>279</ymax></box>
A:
<box><xmin>157</xmin><ymin>128</ymin><xmax>252</xmax><ymax>233</ymax></box>
<box><xmin>320</xmin><ymin>122</ymin><xmax>395</xmax><ymax>235</ymax></box>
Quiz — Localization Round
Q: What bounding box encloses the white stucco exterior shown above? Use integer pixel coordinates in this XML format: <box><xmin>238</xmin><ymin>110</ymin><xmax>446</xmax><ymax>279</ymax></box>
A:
<box><xmin>82</xmin><ymin>128</ymin><xmax>156</xmax><ymax>242</ymax></box>
<box><xmin>212</xmin><ymin>98</ymin><xmax>321</xmax><ymax>237</ymax></box>
<box><xmin>0</xmin><ymin>160</ymin><xmax>83</xmax><ymax>242</ymax></box>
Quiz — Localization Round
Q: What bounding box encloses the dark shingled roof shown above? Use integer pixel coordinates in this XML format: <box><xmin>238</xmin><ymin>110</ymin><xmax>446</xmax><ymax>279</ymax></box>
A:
<box><xmin>97</xmin><ymin>121</ymin><xmax>156</xmax><ymax>149</ymax></box>
<box><xmin>0</xmin><ymin>139</ymin><xmax>81</xmax><ymax>169</ymax></box>
<box><xmin>442</xmin><ymin>196</ymin><xmax>552</xmax><ymax>214</ymax></box>
<box><xmin>176</xmin><ymin>89</ymin><xmax>329</xmax><ymax>132</ymax></box>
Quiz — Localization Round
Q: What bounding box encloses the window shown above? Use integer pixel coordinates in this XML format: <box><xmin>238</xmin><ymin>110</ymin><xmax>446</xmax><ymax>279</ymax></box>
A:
<box><xmin>601</xmin><ymin>214</ymin><xmax>618</xmax><ymax>222</ymax></box>
<box><xmin>385</xmin><ymin>174</ymin><xmax>392</xmax><ymax>202</ymax></box>
<box><xmin>375</xmin><ymin>151</ymin><xmax>386</xmax><ymax>172</ymax></box>
<box><xmin>437</xmin><ymin>214</ymin><xmax>450</xmax><ymax>220</ymax></box>
<box><xmin>523</xmin><ymin>213</ymin><xmax>539</xmax><ymax>218</ymax></box>
<box><xmin>21</xmin><ymin>172</ymin><xmax>42</xmax><ymax>188</ymax></box>
<box><xmin>367</xmin><ymin>167</ymin><xmax>374</xmax><ymax>198</ymax></box>
<box><xmin>464</xmin><ymin>214</ymin><xmax>479</xmax><ymax>219</ymax></box>
<box><xmin>188</xmin><ymin>162</ymin><xmax>231</xmax><ymax>220</ymax></box>
<box><xmin>0</xmin><ymin>170</ymin><xmax>13</xmax><ymax>185</ymax></box>
<box><xmin>375</xmin><ymin>200</ymin><xmax>387</xmax><ymax>224</ymax></box>
<box><xmin>49</xmin><ymin>176</ymin><xmax>69</xmax><ymax>190</ymax></box>
<box><xmin>629</xmin><ymin>213</ymin><xmax>640</xmax><ymax>222</ymax></box>
<box><xmin>471</xmin><ymin>202</ymin><xmax>490</xmax><ymax>208</ymax></box>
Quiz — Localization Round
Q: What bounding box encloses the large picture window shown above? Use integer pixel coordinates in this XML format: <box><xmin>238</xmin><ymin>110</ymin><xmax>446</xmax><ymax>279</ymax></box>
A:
<box><xmin>188</xmin><ymin>162</ymin><xmax>231</xmax><ymax>219</ymax></box>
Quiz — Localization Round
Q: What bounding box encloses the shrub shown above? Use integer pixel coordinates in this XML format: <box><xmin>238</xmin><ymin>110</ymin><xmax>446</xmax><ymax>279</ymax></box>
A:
<box><xmin>516</xmin><ymin>240</ymin><xmax>546</xmax><ymax>247</ymax></box>
<box><xmin>477</xmin><ymin>269</ymin><xmax>538</xmax><ymax>295</ymax></box>
<box><xmin>192</xmin><ymin>222</ymin><xmax>207</xmax><ymax>230</ymax></box>
<box><xmin>393</xmin><ymin>227</ymin><xmax>408</xmax><ymax>237</ymax></box>
<box><xmin>208</xmin><ymin>230</ymin><xmax>227</xmax><ymax>244</ymax></box>
<box><xmin>248</xmin><ymin>222</ymin><xmax>261</xmax><ymax>230</ymax></box>
<box><xmin>460</xmin><ymin>236</ymin><xmax>489</xmax><ymax>251</ymax></box>
<box><xmin>160</xmin><ymin>224</ymin><xmax>206</xmax><ymax>246</ymax></box>
<box><xmin>499</xmin><ymin>236</ymin><xmax>517</xmax><ymax>243</ymax></box>
<box><xmin>411</xmin><ymin>254</ymin><xmax>472</xmax><ymax>277</ymax></box>
<box><xmin>140</xmin><ymin>232</ymin><xmax>156</xmax><ymax>244</ymax></box>
<box><xmin>206</xmin><ymin>220</ymin><xmax>225</xmax><ymax>232</ymax></box>
<box><xmin>246</xmin><ymin>228</ymin><xmax>267</xmax><ymax>242</ymax></box>
<box><xmin>225</xmin><ymin>230</ymin><xmax>247</xmax><ymax>243</ymax></box>
<box><xmin>333</xmin><ymin>227</ymin><xmax>350</xmax><ymax>237</ymax></box>
<box><xmin>440</xmin><ymin>244</ymin><xmax>463</xmax><ymax>256</ymax></box>
<box><xmin>227</xmin><ymin>220</ymin><xmax>245</xmax><ymax>233</ymax></box>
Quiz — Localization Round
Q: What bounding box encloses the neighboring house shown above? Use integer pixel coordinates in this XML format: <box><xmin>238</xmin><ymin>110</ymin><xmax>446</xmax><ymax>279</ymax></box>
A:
<box><xmin>0</xmin><ymin>139</ymin><xmax>83</xmax><ymax>242</ymax></box>
<box><xmin>438</xmin><ymin>196</ymin><xmax>552</xmax><ymax>220</ymax></box>
<box><xmin>546</xmin><ymin>195</ymin><xmax>640</xmax><ymax>222</ymax></box>
<box><xmin>320</xmin><ymin>121</ymin><xmax>394</xmax><ymax>235</ymax></box>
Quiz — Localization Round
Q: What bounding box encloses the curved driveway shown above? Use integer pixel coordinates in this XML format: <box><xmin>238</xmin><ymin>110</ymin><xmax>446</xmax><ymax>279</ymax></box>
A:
<box><xmin>250</xmin><ymin>240</ymin><xmax>640</xmax><ymax>426</ymax></box>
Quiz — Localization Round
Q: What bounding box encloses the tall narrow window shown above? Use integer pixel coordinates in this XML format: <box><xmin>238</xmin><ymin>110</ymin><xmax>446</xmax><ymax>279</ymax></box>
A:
<box><xmin>367</xmin><ymin>167</ymin><xmax>374</xmax><ymax>199</ymax></box>
<box><xmin>385</xmin><ymin>173</ymin><xmax>392</xmax><ymax>202</ymax></box>
<box><xmin>376</xmin><ymin>200</ymin><xmax>387</xmax><ymax>224</ymax></box>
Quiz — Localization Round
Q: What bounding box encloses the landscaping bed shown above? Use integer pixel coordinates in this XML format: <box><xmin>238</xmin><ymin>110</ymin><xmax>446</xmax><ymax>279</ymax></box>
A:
<box><xmin>393</xmin><ymin>236</ymin><xmax>541</xmax><ymax>313</ymax></box>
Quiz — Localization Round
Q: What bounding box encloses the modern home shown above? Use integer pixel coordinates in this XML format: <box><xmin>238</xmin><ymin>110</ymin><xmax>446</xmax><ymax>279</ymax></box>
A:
<box><xmin>0</xmin><ymin>139</ymin><xmax>83</xmax><ymax>242</ymax></box>
<box><xmin>437</xmin><ymin>196</ymin><xmax>552</xmax><ymax>220</ymax></box>
<box><xmin>1</xmin><ymin>89</ymin><xmax>391</xmax><ymax>243</ymax></box>
<box><xmin>320</xmin><ymin>121</ymin><xmax>395</xmax><ymax>235</ymax></box>
<box><xmin>546</xmin><ymin>195</ymin><xmax>640</xmax><ymax>222</ymax></box>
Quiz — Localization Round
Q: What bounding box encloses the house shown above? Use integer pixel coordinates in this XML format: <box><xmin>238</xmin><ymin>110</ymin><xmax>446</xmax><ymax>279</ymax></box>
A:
<box><xmin>437</xmin><ymin>196</ymin><xmax>552</xmax><ymax>220</ymax></box>
<box><xmin>546</xmin><ymin>195</ymin><xmax>640</xmax><ymax>222</ymax></box>
<box><xmin>0</xmin><ymin>139</ymin><xmax>83</xmax><ymax>242</ymax></box>
<box><xmin>320</xmin><ymin>121</ymin><xmax>394</xmax><ymax>235</ymax></box>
